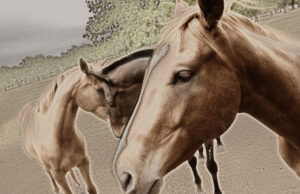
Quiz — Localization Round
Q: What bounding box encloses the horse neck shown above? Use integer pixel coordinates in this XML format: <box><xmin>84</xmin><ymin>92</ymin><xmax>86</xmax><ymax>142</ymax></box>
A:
<box><xmin>228</xmin><ymin>25</ymin><xmax>300</xmax><ymax>146</ymax></box>
<box><xmin>47</xmin><ymin>70</ymin><xmax>81</xmax><ymax>140</ymax></box>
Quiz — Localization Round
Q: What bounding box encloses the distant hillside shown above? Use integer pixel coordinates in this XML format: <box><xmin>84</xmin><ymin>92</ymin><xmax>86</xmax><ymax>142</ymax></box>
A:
<box><xmin>232</xmin><ymin>0</ymin><xmax>298</xmax><ymax>17</ymax></box>
<box><xmin>259</xmin><ymin>7</ymin><xmax>300</xmax><ymax>38</ymax></box>
<box><xmin>0</xmin><ymin>24</ymin><xmax>88</xmax><ymax>67</ymax></box>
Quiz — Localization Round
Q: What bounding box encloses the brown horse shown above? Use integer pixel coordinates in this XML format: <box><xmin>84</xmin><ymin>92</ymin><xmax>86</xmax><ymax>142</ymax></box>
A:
<box><xmin>19</xmin><ymin>60</ymin><xmax>114</xmax><ymax>194</ymax></box>
<box><xmin>99</xmin><ymin>49</ymin><xmax>224</xmax><ymax>193</ymax></box>
<box><xmin>19</xmin><ymin>48</ymin><xmax>219</xmax><ymax>194</ymax></box>
<box><xmin>18</xmin><ymin>49</ymin><xmax>153</xmax><ymax>194</ymax></box>
<box><xmin>95</xmin><ymin>49</ymin><xmax>153</xmax><ymax>138</ymax></box>
<box><xmin>113</xmin><ymin>0</ymin><xmax>300</xmax><ymax>194</ymax></box>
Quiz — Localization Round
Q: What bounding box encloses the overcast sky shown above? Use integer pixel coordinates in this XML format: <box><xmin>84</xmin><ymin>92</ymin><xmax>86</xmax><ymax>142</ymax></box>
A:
<box><xmin>0</xmin><ymin>0</ymin><xmax>91</xmax><ymax>67</ymax></box>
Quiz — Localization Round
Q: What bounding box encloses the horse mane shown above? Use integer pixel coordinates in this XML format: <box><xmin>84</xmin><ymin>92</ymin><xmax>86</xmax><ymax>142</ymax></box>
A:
<box><xmin>37</xmin><ymin>67</ymin><xmax>78</xmax><ymax>113</ymax></box>
<box><xmin>157</xmin><ymin>5</ymin><xmax>297</xmax><ymax>48</ymax></box>
<box><xmin>156</xmin><ymin>5</ymin><xmax>299</xmax><ymax>68</ymax></box>
<box><xmin>102</xmin><ymin>49</ymin><xmax>154</xmax><ymax>74</ymax></box>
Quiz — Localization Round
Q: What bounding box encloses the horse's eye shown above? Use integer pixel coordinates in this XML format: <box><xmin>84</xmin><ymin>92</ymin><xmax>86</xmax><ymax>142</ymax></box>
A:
<box><xmin>96</xmin><ymin>88</ymin><xmax>104</xmax><ymax>95</ymax></box>
<box><xmin>175</xmin><ymin>70</ymin><xmax>193</xmax><ymax>83</ymax></box>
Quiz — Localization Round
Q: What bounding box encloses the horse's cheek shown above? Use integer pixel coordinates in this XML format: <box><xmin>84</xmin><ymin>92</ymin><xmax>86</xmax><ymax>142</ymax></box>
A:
<box><xmin>192</xmin><ymin>73</ymin><xmax>240</xmax><ymax>139</ymax></box>
<box><xmin>214</xmin><ymin>77</ymin><xmax>241</xmax><ymax>136</ymax></box>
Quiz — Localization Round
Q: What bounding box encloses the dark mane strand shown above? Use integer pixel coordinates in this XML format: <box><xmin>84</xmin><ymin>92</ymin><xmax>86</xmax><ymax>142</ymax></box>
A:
<box><xmin>102</xmin><ymin>49</ymin><xmax>154</xmax><ymax>74</ymax></box>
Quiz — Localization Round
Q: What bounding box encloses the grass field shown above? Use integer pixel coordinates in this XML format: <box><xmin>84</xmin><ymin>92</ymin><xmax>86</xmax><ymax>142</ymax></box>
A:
<box><xmin>0</xmin><ymin>9</ymin><xmax>300</xmax><ymax>194</ymax></box>
<box><xmin>259</xmin><ymin>8</ymin><xmax>300</xmax><ymax>38</ymax></box>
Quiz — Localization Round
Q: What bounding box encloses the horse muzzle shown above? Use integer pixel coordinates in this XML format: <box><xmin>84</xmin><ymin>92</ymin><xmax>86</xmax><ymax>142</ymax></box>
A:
<box><xmin>117</xmin><ymin>169</ymin><xmax>162</xmax><ymax>194</ymax></box>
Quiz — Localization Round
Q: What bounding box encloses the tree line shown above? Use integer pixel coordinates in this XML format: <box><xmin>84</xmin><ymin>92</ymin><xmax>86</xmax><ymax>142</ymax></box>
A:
<box><xmin>1</xmin><ymin>0</ymin><xmax>298</xmax><ymax>92</ymax></box>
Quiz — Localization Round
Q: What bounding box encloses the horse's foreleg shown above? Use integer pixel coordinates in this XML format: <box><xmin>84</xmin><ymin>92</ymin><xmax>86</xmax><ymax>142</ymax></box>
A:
<box><xmin>70</xmin><ymin>168</ymin><xmax>80</xmax><ymax>186</ymax></box>
<box><xmin>51</xmin><ymin>169</ymin><xmax>72</xmax><ymax>194</ymax></box>
<box><xmin>278</xmin><ymin>137</ymin><xmax>300</xmax><ymax>178</ymax></box>
<box><xmin>198</xmin><ymin>144</ymin><xmax>205</xmax><ymax>159</ymax></box>
<box><xmin>215</xmin><ymin>137</ymin><xmax>225</xmax><ymax>153</ymax></box>
<box><xmin>188</xmin><ymin>156</ymin><xmax>203</xmax><ymax>193</ymax></box>
<box><xmin>77</xmin><ymin>156</ymin><xmax>97</xmax><ymax>194</ymax></box>
<box><xmin>46</xmin><ymin>170</ymin><xmax>59</xmax><ymax>193</ymax></box>
<box><xmin>204</xmin><ymin>141</ymin><xmax>222</xmax><ymax>194</ymax></box>
<box><xmin>216</xmin><ymin>137</ymin><xmax>223</xmax><ymax>147</ymax></box>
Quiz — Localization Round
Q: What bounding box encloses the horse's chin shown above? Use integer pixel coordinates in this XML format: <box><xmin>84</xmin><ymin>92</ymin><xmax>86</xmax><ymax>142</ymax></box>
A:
<box><xmin>110</xmin><ymin>123</ymin><xmax>125</xmax><ymax>138</ymax></box>
<box><xmin>148</xmin><ymin>178</ymin><xmax>162</xmax><ymax>194</ymax></box>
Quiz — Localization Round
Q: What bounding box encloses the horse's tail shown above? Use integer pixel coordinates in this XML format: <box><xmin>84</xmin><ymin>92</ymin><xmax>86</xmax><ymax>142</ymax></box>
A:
<box><xmin>18</xmin><ymin>101</ymin><xmax>36</xmax><ymax>123</ymax></box>
<box><xmin>70</xmin><ymin>168</ymin><xmax>80</xmax><ymax>186</ymax></box>
<box><xmin>18</xmin><ymin>107</ymin><xmax>26</xmax><ymax>123</ymax></box>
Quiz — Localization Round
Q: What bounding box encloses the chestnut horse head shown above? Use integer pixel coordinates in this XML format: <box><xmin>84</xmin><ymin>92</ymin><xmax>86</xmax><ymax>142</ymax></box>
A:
<box><xmin>113</xmin><ymin>0</ymin><xmax>300</xmax><ymax>193</ymax></box>
<box><xmin>98</xmin><ymin>49</ymin><xmax>153</xmax><ymax>137</ymax></box>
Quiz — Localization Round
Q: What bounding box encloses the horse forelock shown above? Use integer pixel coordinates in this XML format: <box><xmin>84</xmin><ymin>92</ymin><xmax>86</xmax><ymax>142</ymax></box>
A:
<box><xmin>37</xmin><ymin>67</ymin><xmax>79</xmax><ymax>113</ymax></box>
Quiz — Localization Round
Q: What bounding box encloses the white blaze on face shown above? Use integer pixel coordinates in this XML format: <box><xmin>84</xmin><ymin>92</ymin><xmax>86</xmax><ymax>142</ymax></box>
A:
<box><xmin>113</xmin><ymin>43</ymin><xmax>169</xmax><ymax>178</ymax></box>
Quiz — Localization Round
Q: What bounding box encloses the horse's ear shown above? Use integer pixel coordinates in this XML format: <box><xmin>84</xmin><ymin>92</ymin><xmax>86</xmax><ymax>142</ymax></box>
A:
<box><xmin>99</xmin><ymin>59</ymin><xmax>107</xmax><ymax>67</ymax></box>
<box><xmin>174</xmin><ymin>0</ymin><xmax>188</xmax><ymax>18</ymax></box>
<box><xmin>197</xmin><ymin>0</ymin><xmax>224</xmax><ymax>29</ymax></box>
<box><xmin>79</xmin><ymin>58</ymin><xmax>89</xmax><ymax>74</ymax></box>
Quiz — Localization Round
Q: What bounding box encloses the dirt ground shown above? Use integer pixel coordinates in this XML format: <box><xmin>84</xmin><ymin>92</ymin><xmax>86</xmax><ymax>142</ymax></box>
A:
<box><xmin>1</xmin><ymin>75</ymin><xmax>300</xmax><ymax>194</ymax></box>
<box><xmin>1</xmin><ymin>10</ymin><xmax>300</xmax><ymax>194</ymax></box>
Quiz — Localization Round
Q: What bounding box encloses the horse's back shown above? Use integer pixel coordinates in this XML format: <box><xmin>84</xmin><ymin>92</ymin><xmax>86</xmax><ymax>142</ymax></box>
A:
<box><xmin>19</xmin><ymin>101</ymin><xmax>39</xmax><ymax>159</ymax></box>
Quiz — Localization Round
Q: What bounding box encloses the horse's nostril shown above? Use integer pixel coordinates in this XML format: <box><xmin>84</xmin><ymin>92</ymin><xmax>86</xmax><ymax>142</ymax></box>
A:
<box><xmin>120</xmin><ymin>172</ymin><xmax>134</xmax><ymax>192</ymax></box>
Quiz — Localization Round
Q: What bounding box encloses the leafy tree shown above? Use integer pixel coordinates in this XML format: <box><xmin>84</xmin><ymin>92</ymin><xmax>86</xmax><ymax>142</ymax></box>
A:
<box><xmin>83</xmin><ymin>0</ymin><xmax>194</xmax><ymax>48</ymax></box>
<box><xmin>83</xmin><ymin>0</ymin><xmax>117</xmax><ymax>43</ymax></box>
